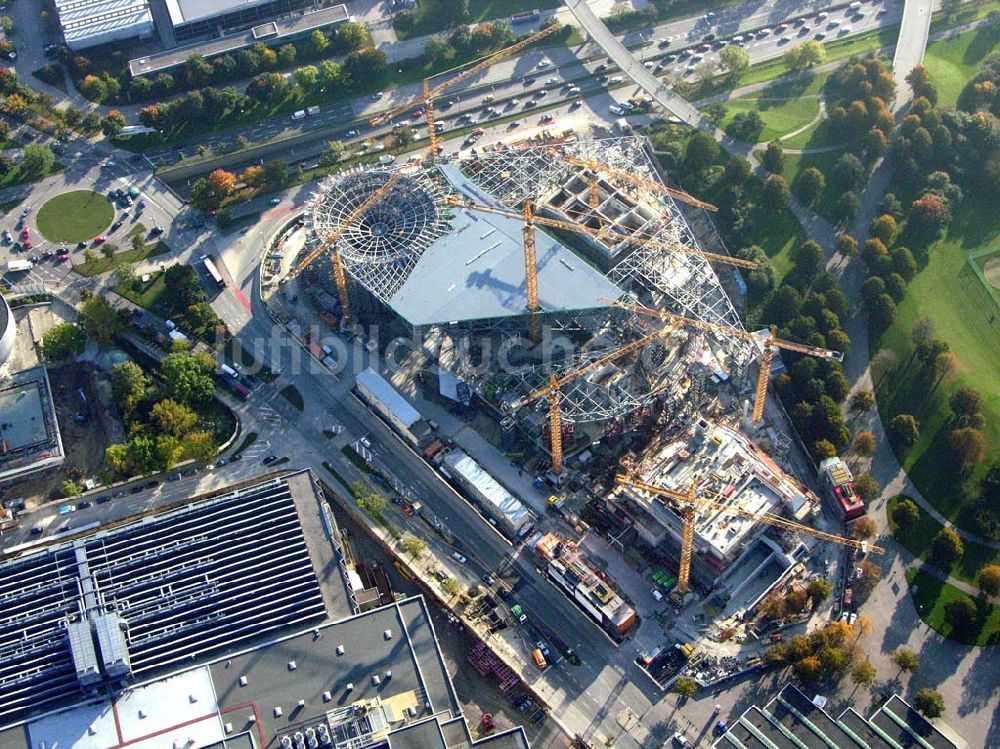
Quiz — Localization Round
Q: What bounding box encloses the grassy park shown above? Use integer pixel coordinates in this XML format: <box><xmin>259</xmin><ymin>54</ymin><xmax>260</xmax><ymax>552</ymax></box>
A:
<box><xmin>36</xmin><ymin>190</ymin><xmax>113</xmax><ymax>243</ymax></box>
<box><xmin>924</xmin><ymin>23</ymin><xmax>1000</xmax><ymax>108</ymax></box>
<box><xmin>904</xmin><ymin>568</ymin><xmax>1000</xmax><ymax>646</ymax></box>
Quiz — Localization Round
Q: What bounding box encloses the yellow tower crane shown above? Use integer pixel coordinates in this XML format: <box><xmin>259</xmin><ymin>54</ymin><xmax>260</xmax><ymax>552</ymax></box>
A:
<box><xmin>503</xmin><ymin>322</ymin><xmax>681</xmax><ymax>475</ymax></box>
<box><xmin>548</xmin><ymin>151</ymin><xmax>719</xmax><ymax>213</ymax></box>
<box><xmin>604</xmin><ymin>299</ymin><xmax>843</xmax><ymax>424</ymax></box>
<box><xmin>615</xmin><ymin>474</ymin><xmax>884</xmax><ymax>597</ymax></box>
<box><xmin>287</xmin><ymin>172</ymin><xmax>403</xmax><ymax>327</ymax></box>
<box><xmin>370</xmin><ymin>23</ymin><xmax>563</xmax><ymax>128</ymax></box>
<box><xmin>522</xmin><ymin>199</ymin><xmax>541</xmax><ymax>343</ymax></box>
<box><xmin>445</xmin><ymin>196</ymin><xmax>757</xmax><ymax>269</ymax></box>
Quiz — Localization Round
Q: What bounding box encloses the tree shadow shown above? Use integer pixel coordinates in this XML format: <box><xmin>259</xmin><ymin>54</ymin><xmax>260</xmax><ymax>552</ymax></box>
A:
<box><xmin>962</xmin><ymin>24</ymin><xmax>1000</xmax><ymax>67</ymax></box>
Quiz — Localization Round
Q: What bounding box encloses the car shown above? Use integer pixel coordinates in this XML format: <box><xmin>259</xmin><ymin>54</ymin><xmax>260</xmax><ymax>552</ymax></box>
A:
<box><xmin>167</xmin><ymin>472</ymin><xmax>181</xmax><ymax>481</ymax></box>
<box><xmin>522</xmin><ymin>76</ymin><xmax>535</xmax><ymax>86</ymax></box>
<box><xmin>42</xmin><ymin>249</ymin><xmax>54</xmax><ymax>259</ymax></box>
<box><xmin>569</xmin><ymin>100</ymin><xmax>582</xmax><ymax>110</ymax></box>
<box><xmin>262</xmin><ymin>454</ymin><xmax>278</xmax><ymax>465</ymax></box>
<box><xmin>30</xmin><ymin>526</ymin><xmax>44</xmax><ymax>536</ymax></box>
<box><xmin>678</xmin><ymin>48</ymin><xmax>692</xmax><ymax>58</ymax></box>
<box><xmin>537</xmin><ymin>58</ymin><xmax>551</xmax><ymax>68</ymax></box>
<box><xmin>150</xmin><ymin>226</ymin><xmax>164</xmax><ymax>235</ymax></box>
<box><xmin>206</xmin><ymin>209</ymin><xmax>217</xmax><ymax>217</ymax></box>
<box><xmin>540</xmin><ymin>114</ymin><xmax>555</xmax><ymax>124</ymax></box>
<box><xmin>568</xmin><ymin>85</ymin><xmax>581</xmax><ymax>94</ymax></box>
<box><xmin>509</xmin><ymin>121</ymin><xmax>521</xmax><ymax>128</ymax></box>
<box><xmin>657</xmin><ymin>39</ymin><xmax>671</xmax><ymax>48</ymax></box>
<box><xmin>4</xmin><ymin>50</ymin><xmax>17</xmax><ymax>62</ymax></box>
<box><xmin>93</xmin><ymin>236</ymin><xmax>106</xmax><ymax>244</ymax></box>
<box><xmin>77</xmin><ymin>500</ymin><xmax>92</xmax><ymax>509</ymax></box>
<box><xmin>110</xmin><ymin>221</ymin><xmax>122</xmax><ymax>232</ymax></box>
<box><xmin>44</xmin><ymin>43</ymin><xmax>62</xmax><ymax>57</ymax></box>
<box><xmin>217</xmin><ymin>458</ymin><xmax>228</xmax><ymax>467</ymax></box>
<box><xmin>20</xmin><ymin>228</ymin><xmax>29</xmax><ymax>239</ymax></box>
<box><xmin>346</xmin><ymin>128</ymin><xmax>359</xmax><ymax>137</ymax></box>
<box><xmin>525</xmin><ymin>100</ymin><xmax>537</xmax><ymax>107</ymax></box>
<box><xmin>798</xmin><ymin>25</ymin><xmax>811</xmax><ymax>35</ymax></box>
<box><xmin>510</xmin><ymin>604</ymin><xmax>527</xmax><ymax>623</ymax></box>
<box><xmin>664</xmin><ymin>54</ymin><xmax>677</xmax><ymax>62</ymax></box>
<box><xmin>145</xmin><ymin>480</ymin><xmax>158</xmax><ymax>489</ymax></box>
<box><xmin>792</xmin><ymin>17</ymin><xmax>806</xmax><ymax>25</ymax></box>
<box><xmin>775</xmin><ymin>23</ymin><xmax>788</xmax><ymax>32</ymax></box>
<box><xmin>269</xmin><ymin>197</ymin><xmax>281</xmax><ymax>205</ymax></box>
<box><xmin>481</xmin><ymin>573</ymin><xmax>495</xmax><ymax>586</ymax></box>
<box><xmin>814</xmin><ymin>32</ymin><xmax>826</xmax><ymax>39</ymax></box>
<box><xmin>56</xmin><ymin>251</ymin><xmax>70</xmax><ymax>262</ymax></box>
<box><xmin>2</xmin><ymin>231</ymin><xmax>10</xmax><ymax>244</ymax></box>
<box><xmin>451</xmin><ymin>551</ymin><xmax>467</xmax><ymax>564</ymax></box>
<box><xmin>609</xmin><ymin>104</ymin><xmax>625</xmax><ymax>115</ymax></box>
<box><xmin>371</xmin><ymin>91</ymin><xmax>384</xmax><ymax>100</ymax></box>
<box><xmin>21</xmin><ymin>206</ymin><xmax>31</xmax><ymax>217</ymax></box>
<box><xmin>137</xmin><ymin>199</ymin><xmax>146</xmax><ymax>209</ymax></box>
<box><xmin>545</xmin><ymin>77</ymin><xmax>559</xmax><ymax>85</ymax></box>
<box><xmin>608</xmin><ymin>75</ymin><xmax>623</xmax><ymax>83</ymax></box>
<box><xmin>230</xmin><ymin>453</ymin><xmax>242</xmax><ymax>462</ymax></box>
<box><xmin>686</xmin><ymin>65</ymin><xmax>697</xmax><ymax>74</ymax></box>
<box><xmin>95</xmin><ymin>495</ymin><xmax>110</xmax><ymax>504</ymax></box>
<box><xmin>621</xmin><ymin>101</ymin><xmax>635</xmax><ymax>110</ymax></box>
<box><xmin>594</xmin><ymin>63</ymin><xmax>607</xmax><ymax>73</ymax></box>
<box><xmin>702</xmin><ymin>33</ymin><xmax>716</xmax><ymax>42</ymax></box>
<box><xmin>23</xmin><ymin>240</ymin><xmax>32</xmax><ymax>250</ymax></box>
<box><xmin>692</xmin><ymin>53</ymin><xmax>704</xmax><ymax>62</ymax></box>
<box><xmin>758</xmin><ymin>28</ymin><xmax>771</xmax><ymax>36</ymax></box>
<box><xmin>671</xmin><ymin>734</ymin><xmax>689</xmax><ymax>748</ymax></box>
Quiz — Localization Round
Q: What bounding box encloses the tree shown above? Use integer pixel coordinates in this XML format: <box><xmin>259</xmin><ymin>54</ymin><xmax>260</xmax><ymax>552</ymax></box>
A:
<box><xmin>850</xmin><ymin>390</ymin><xmax>875</xmax><ymax>414</ymax></box>
<box><xmin>851</xmin><ymin>516</ymin><xmax>878</xmax><ymax>540</ymax></box>
<box><xmin>784</xmin><ymin>41</ymin><xmax>826</xmax><ymax>72</ymax></box>
<box><xmin>851</xmin><ymin>660</ymin><xmax>877</xmax><ymax>688</ymax></box>
<box><xmin>161</xmin><ymin>350</ymin><xmax>215</xmax><ymax>406</ymax></box>
<box><xmin>909</xmin><ymin>193</ymin><xmax>951</xmax><ymax>236</ymax></box>
<box><xmin>278</xmin><ymin>43</ymin><xmax>297</xmax><ymax>67</ymax></box>
<box><xmin>793</xmin><ymin>166</ymin><xmax>826</xmax><ymax>206</ymax></box>
<box><xmin>111</xmin><ymin>360</ymin><xmax>149</xmax><ymax>413</ymax></box>
<box><xmin>947</xmin><ymin>427</ymin><xmax>985</xmax><ymax>475</ymax></box>
<box><xmin>319</xmin><ymin>140</ymin><xmax>345</xmax><ymax>167</ymax></box>
<box><xmin>295</xmin><ymin>65</ymin><xmax>320</xmax><ymax>91</ymax></box>
<box><xmin>832</xmin><ymin>153</ymin><xmax>865</xmax><ymax>191</ymax></box>
<box><xmin>930</xmin><ymin>527</ymin><xmax>964</xmax><ymax>568</ymax></box>
<box><xmin>727</xmin><ymin>111</ymin><xmax>764</xmax><ymax>141</ymax></box>
<box><xmin>442</xmin><ymin>577</ymin><xmax>461</xmax><ymax>597</ymax></box>
<box><xmin>356</xmin><ymin>490</ymin><xmax>386</xmax><ymax>517</ymax></box>
<box><xmin>208</xmin><ymin>168</ymin><xmax>237</xmax><ymax>197</ymax></box>
<box><xmin>945</xmin><ymin>595</ymin><xmax>980</xmax><ymax>637</ymax></box>
<box><xmin>151</xmin><ymin>399</ymin><xmax>199</xmax><ymax>437</ymax></box>
<box><xmin>342</xmin><ymin>47</ymin><xmax>388</xmax><ymax>87</ymax></box>
<box><xmin>241</xmin><ymin>165</ymin><xmax>264</xmax><ymax>186</ymax></box>
<box><xmin>812</xmin><ymin>439</ymin><xmax>838</xmax><ymax>461</ymax></box>
<box><xmin>977</xmin><ymin>565</ymin><xmax>1000</xmax><ymax>597</ymax></box>
<box><xmin>870</xmin><ymin>214</ymin><xmax>899</xmax><ymax>247</ymax></box>
<box><xmin>890</xmin><ymin>414</ymin><xmax>920</xmax><ymax>449</ymax></box>
<box><xmin>801</xmin><ymin>578</ymin><xmax>830</xmax><ymax>605</ymax></box>
<box><xmin>101</xmin><ymin>109</ymin><xmax>127</xmax><ymax>136</ymax></box>
<box><xmin>100</xmin><ymin>243</ymin><xmax>116</xmax><ymax>260</ymax></box>
<box><xmin>246</xmin><ymin>71</ymin><xmax>290</xmax><ymax>104</ymax></box>
<box><xmin>853</xmin><ymin>431</ymin><xmax>876</xmax><ymax>460</ymax></box>
<box><xmin>263</xmin><ymin>160</ymin><xmax>289</xmax><ymax>186</ymax></box>
<box><xmin>855</xmin><ymin>473</ymin><xmax>881</xmax><ymax>502</ymax></box>
<box><xmin>855</xmin><ymin>560</ymin><xmax>882</xmax><ymax>598</ymax></box>
<box><xmin>906</xmin><ymin>64</ymin><xmax>938</xmax><ymax>104</ymax></box>
<box><xmin>685</xmin><ymin>131</ymin><xmax>720</xmax><ymax>172</ymax></box>
<box><xmin>793</xmin><ymin>655</ymin><xmax>822</xmax><ymax>682</ymax></box>
<box><xmin>673</xmin><ymin>677</ymin><xmax>698</xmax><ymax>699</ymax></box>
<box><xmin>307</xmin><ymin>29</ymin><xmax>330</xmax><ymax>57</ymax></box>
<box><xmin>719</xmin><ymin>45</ymin><xmax>750</xmax><ymax>79</ymax></box>
<box><xmin>949</xmin><ymin>387</ymin><xmax>983</xmax><ymax>424</ymax></box>
<box><xmin>184</xmin><ymin>431</ymin><xmax>217</xmax><ymax>462</ymax></box>
<box><xmin>891</xmin><ymin>646</ymin><xmax>919</xmax><ymax>673</ymax></box>
<box><xmin>399</xmin><ymin>533</ymin><xmax>426</xmax><ymax>558</ymax></box>
<box><xmin>337</xmin><ymin>21</ymin><xmax>372</xmax><ymax>52</ymax></box>
<box><xmin>763</xmin><ymin>140</ymin><xmax>785</xmax><ymax>174</ymax></box>
<box><xmin>913</xmin><ymin>688</ymin><xmax>945</xmax><ymax>718</ymax></box>
<box><xmin>80</xmin><ymin>295</ymin><xmax>124</xmax><ymax>346</ymax></box>
<box><xmin>892</xmin><ymin>498</ymin><xmax>920</xmax><ymax>532</ymax></box>
<box><xmin>22</xmin><ymin>143</ymin><xmax>55</xmax><ymax>176</ymax></box>
<box><xmin>836</xmin><ymin>233</ymin><xmax>858</xmax><ymax>258</ymax></box>
<box><xmin>761</xmin><ymin>174</ymin><xmax>790</xmax><ymax>211</ymax></box>
<box><xmin>834</xmin><ymin>191</ymin><xmax>860</xmax><ymax>223</ymax></box>
<box><xmin>793</xmin><ymin>239</ymin><xmax>825</xmax><ymax>281</ymax></box>
<box><xmin>42</xmin><ymin>322</ymin><xmax>86</xmax><ymax>361</ymax></box>
<box><xmin>394</xmin><ymin>124</ymin><xmax>415</xmax><ymax>147</ymax></box>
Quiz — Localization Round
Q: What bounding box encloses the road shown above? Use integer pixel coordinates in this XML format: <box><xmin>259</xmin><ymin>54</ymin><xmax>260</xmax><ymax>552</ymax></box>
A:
<box><xmin>146</xmin><ymin>0</ymin><xmax>905</xmax><ymax>169</ymax></box>
<box><xmin>892</xmin><ymin>0</ymin><xmax>934</xmax><ymax>107</ymax></box>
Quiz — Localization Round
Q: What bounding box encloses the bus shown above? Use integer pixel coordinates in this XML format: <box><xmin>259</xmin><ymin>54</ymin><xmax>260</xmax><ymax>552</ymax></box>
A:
<box><xmin>202</xmin><ymin>256</ymin><xmax>226</xmax><ymax>289</ymax></box>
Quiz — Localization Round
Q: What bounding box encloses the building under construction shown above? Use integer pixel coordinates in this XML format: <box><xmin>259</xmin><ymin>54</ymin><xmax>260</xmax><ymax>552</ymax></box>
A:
<box><xmin>294</xmin><ymin>137</ymin><xmax>756</xmax><ymax>466</ymax></box>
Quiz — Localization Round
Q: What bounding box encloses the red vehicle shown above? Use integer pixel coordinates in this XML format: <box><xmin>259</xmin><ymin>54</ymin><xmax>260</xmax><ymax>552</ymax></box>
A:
<box><xmin>206</xmin><ymin>209</ymin><xmax>217</xmax><ymax>217</ymax></box>
<box><xmin>20</xmin><ymin>227</ymin><xmax>29</xmax><ymax>239</ymax></box>
<box><xmin>56</xmin><ymin>251</ymin><xmax>70</xmax><ymax>263</ymax></box>
<box><xmin>23</xmin><ymin>239</ymin><xmax>32</xmax><ymax>250</ymax></box>
<box><xmin>93</xmin><ymin>235</ymin><xmax>106</xmax><ymax>244</ymax></box>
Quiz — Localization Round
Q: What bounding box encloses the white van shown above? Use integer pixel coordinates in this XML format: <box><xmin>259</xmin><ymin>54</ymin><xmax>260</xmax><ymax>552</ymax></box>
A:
<box><xmin>848</xmin><ymin>1</ymin><xmax>862</xmax><ymax>10</ymax></box>
<box><xmin>220</xmin><ymin>364</ymin><xmax>238</xmax><ymax>378</ymax></box>
<box><xmin>291</xmin><ymin>110</ymin><xmax>306</xmax><ymax>121</ymax></box>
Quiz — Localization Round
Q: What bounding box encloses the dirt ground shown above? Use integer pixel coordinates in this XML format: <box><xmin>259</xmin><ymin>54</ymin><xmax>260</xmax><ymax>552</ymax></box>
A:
<box><xmin>333</xmin><ymin>507</ymin><xmax>571</xmax><ymax>749</ymax></box>
<box><xmin>6</xmin><ymin>364</ymin><xmax>122</xmax><ymax>508</ymax></box>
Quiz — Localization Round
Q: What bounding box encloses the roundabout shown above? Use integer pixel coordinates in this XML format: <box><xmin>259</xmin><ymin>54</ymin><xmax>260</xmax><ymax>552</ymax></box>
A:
<box><xmin>35</xmin><ymin>190</ymin><xmax>114</xmax><ymax>244</ymax></box>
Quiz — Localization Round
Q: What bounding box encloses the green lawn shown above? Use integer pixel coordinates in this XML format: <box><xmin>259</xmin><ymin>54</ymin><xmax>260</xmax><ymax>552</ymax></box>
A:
<box><xmin>905</xmin><ymin>568</ymin><xmax>1000</xmax><ymax>646</ymax></box>
<box><xmin>713</xmin><ymin>73</ymin><xmax>832</xmax><ymax>146</ymax></box>
<box><xmin>875</xmin><ymin>198</ymin><xmax>1000</xmax><ymax>533</ymax></box>
<box><xmin>887</xmin><ymin>496</ymin><xmax>1000</xmax><ymax>586</ymax></box>
<box><xmin>74</xmin><ymin>239</ymin><xmax>169</xmax><ymax>277</ymax></box>
<box><xmin>36</xmin><ymin>190</ymin><xmax>113</xmax><ymax>243</ymax></box>
<box><xmin>924</xmin><ymin>24</ymin><xmax>1000</xmax><ymax>109</ymax></box>
<box><xmin>114</xmin><ymin>270</ymin><xmax>168</xmax><ymax>311</ymax></box>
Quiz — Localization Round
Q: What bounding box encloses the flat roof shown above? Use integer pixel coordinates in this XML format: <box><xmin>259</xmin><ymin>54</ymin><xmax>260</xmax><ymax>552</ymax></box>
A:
<box><xmin>210</xmin><ymin>597</ymin><xmax>461</xmax><ymax>745</ymax></box>
<box><xmin>357</xmin><ymin>367</ymin><xmax>423</xmax><ymax>428</ymax></box>
<box><xmin>129</xmin><ymin>4</ymin><xmax>350</xmax><ymax>76</ymax></box>
<box><xmin>0</xmin><ymin>472</ymin><xmax>339</xmax><ymax>727</ymax></box>
<box><xmin>0</xmin><ymin>365</ymin><xmax>64</xmax><ymax>481</ymax></box>
<box><xmin>55</xmin><ymin>0</ymin><xmax>152</xmax><ymax>45</ymax></box>
<box><xmin>388</xmin><ymin>164</ymin><xmax>624</xmax><ymax>326</ymax></box>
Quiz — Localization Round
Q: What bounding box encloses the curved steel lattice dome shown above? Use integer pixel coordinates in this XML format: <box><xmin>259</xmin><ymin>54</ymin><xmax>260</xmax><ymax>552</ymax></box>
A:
<box><xmin>304</xmin><ymin>168</ymin><xmax>446</xmax><ymax>302</ymax></box>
